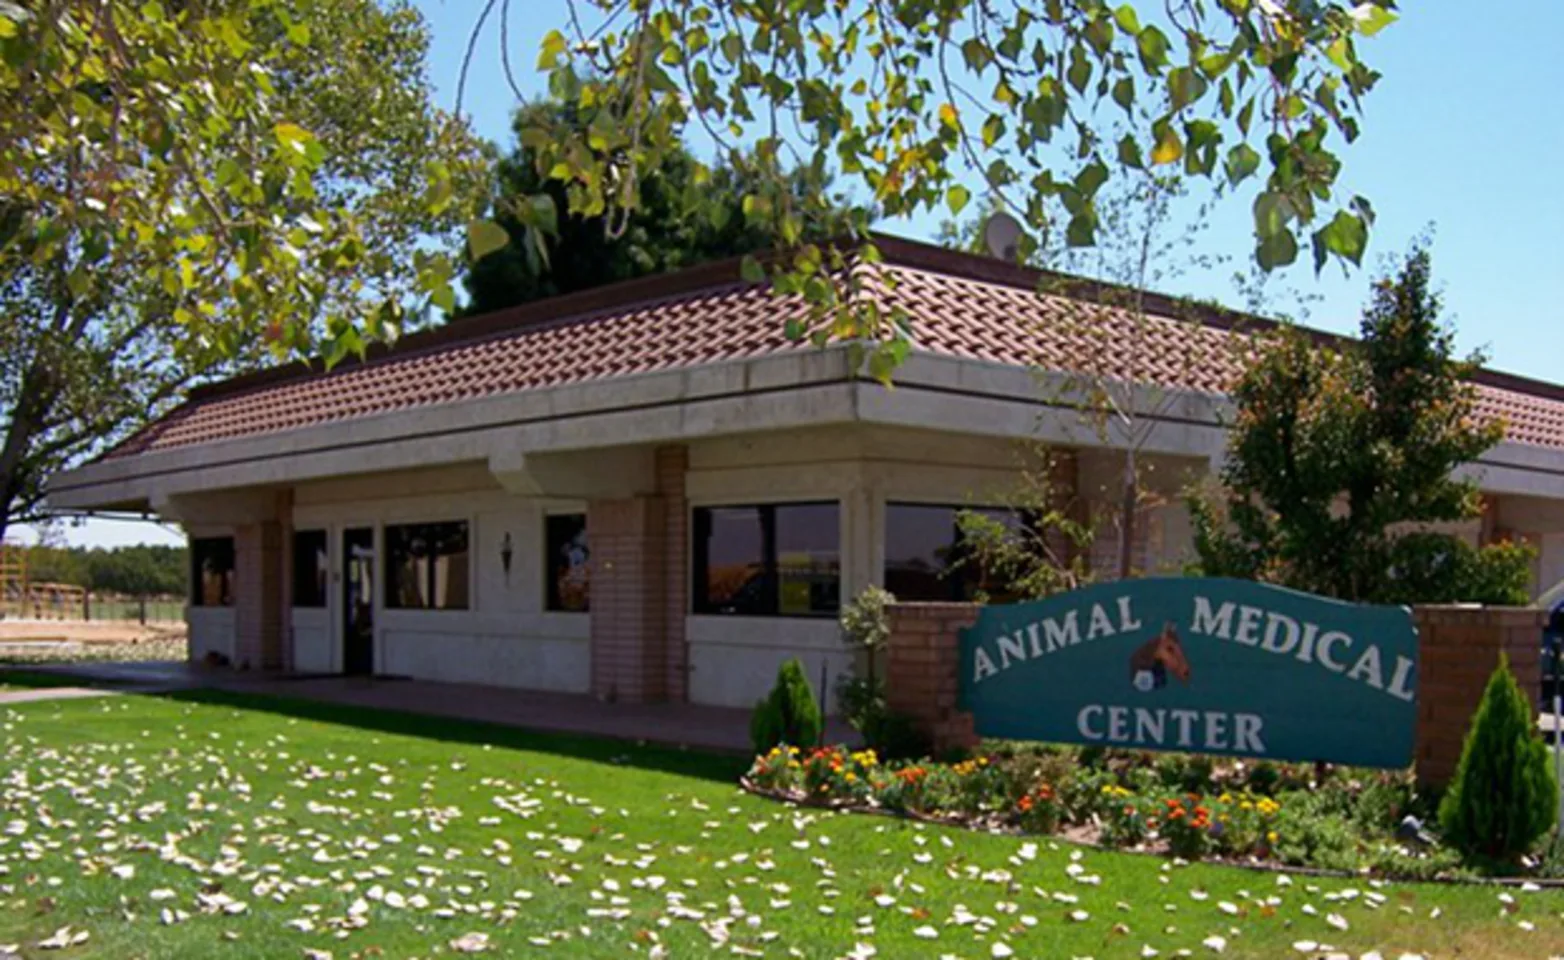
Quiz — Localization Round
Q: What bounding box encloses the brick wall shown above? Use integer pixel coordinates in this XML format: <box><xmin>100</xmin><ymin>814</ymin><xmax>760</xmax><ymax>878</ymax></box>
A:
<box><xmin>885</xmin><ymin>602</ymin><xmax>981</xmax><ymax>754</ymax></box>
<box><xmin>232</xmin><ymin>520</ymin><xmax>284</xmax><ymax>670</ymax></box>
<box><xmin>585</xmin><ymin>446</ymin><xmax>690</xmax><ymax>704</ymax></box>
<box><xmin>587</xmin><ymin>496</ymin><xmax>668</xmax><ymax>703</ymax></box>
<box><xmin>885</xmin><ymin>599</ymin><xmax>1546</xmax><ymax>782</ymax></box>
<box><xmin>1412</xmin><ymin>605</ymin><xmax>1546</xmax><ymax>785</ymax></box>
<box><xmin>657</xmin><ymin>446</ymin><xmax>690</xmax><ymax>702</ymax></box>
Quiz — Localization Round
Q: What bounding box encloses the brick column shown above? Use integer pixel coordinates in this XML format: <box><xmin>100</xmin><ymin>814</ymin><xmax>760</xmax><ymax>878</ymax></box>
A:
<box><xmin>656</xmin><ymin>446</ymin><xmax>690</xmax><ymax>702</ymax></box>
<box><xmin>276</xmin><ymin>490</ymin><xmax>294</xmax><ymax>673</ymax></box>
<box><xmin>588</xmin><ymin>496</ymin><xmax>668</xmax><ymax>703</ymax></box>
<box><xmin>1412</xmin><ymin>606</ymin><xmax>1546</xmax><ymax>785</ymax></box>
<box><xmin>232</xmin><ymin>520</ymin><xmax>284</xmax><ymax>671</ymax></box>
<box><xmin>885</xmin><ymin>602</ymin><xmax>981</xmax><ymax>754</ymax></box>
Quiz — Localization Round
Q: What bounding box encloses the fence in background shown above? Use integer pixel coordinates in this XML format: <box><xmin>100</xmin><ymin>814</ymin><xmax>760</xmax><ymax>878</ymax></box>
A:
<box><xmin>0</xmin><ymin>589</ymin><xmax>183</xmax><ymax>624</ymax></box>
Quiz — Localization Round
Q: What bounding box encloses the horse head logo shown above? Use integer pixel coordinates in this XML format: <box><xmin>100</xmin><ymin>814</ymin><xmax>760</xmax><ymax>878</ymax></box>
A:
<box><xmin>1129</xmin><ymin>621</ymin><xmax>1191</xmax><ymax>691</ymax></box>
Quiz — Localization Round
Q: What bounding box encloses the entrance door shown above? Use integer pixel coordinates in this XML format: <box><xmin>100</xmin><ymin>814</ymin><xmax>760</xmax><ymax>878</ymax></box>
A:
<box><xmin>342</xmin><ymin>528</ymin><xmax>375</xmax><ymax>675</ymax></box>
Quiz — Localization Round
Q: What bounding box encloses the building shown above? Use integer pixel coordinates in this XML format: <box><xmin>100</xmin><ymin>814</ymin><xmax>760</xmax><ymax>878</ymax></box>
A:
<box><xmin>45</xmin><ymin>236</ymin><xmax>1564</xmax><ymax>710</ymax></box>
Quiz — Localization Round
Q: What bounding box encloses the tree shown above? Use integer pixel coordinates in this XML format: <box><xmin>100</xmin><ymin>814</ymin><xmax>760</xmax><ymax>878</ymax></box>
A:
<box><xmin>473</xmin><ymin>0</ymin><xmax>1395</xmax><ymax>375</ymax></box>
<box><xmin>0</xmin><ymin>0</ymin><xmax>489</xmax><ymax>542</ymax></box>
<box><xmin>464</xmin><ymin>99</ymin><xmax>842</xmax><ymax>316</ymax></box>
<box><xmin>1190</xmin><ymin>246</ymin><xmax>1534</xmax><ymax>605</ymax></box>
<box><xmin>1438</xmin><ymin>656</ymin><xmax>1558</xmax><ymax>862</ymax></box>
<box><xmin>942</xmin><ymin>172</ymin><xmax>1231</xmax><ymax>581</ymax></box>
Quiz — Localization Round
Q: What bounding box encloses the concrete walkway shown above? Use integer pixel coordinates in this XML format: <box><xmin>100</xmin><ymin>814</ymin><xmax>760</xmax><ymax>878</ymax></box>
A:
<box><xmin>10</xmin><ymin>661</ymin><xmax>852</xmax><ymax>755</ymax></box>
<box><xmin>0</xmin><ymin>686</ymin><xmax>115</xmax><ymax>706</ymax></box>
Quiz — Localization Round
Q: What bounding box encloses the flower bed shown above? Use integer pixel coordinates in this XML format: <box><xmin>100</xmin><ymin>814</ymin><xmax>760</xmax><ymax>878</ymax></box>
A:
<box><xmin>743</xmin><ymin>742</ymin><xmax>1556</xmax><ymax>881</ymax></box>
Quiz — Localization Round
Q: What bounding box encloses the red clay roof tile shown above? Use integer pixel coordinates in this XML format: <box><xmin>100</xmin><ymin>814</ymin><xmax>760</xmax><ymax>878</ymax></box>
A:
<box><xmin>107</xmin><ymin>237</ymin><xmax>1564</xmax><ymax>458</ymax></box>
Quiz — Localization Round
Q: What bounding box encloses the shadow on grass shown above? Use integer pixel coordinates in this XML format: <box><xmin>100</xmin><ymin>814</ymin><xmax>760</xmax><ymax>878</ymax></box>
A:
<box><xmin>0</xmin><ymin>668</ymin><xmax>103</xmax><ymax>689</ymax></box>
<box><xmin>136</xmin><ymin>687</ymin><xmax>749</xmax><ymax>786</ymax></box>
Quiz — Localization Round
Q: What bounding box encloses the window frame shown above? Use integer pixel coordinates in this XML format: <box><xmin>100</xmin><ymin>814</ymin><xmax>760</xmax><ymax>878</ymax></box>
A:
<box><xmin>691</xmin><ymin>500</ymin><xmax>842</xmax><ymax>618</ymax></box>
<box><xmin>189</xmin><ymin>536</ymin><xmax>236</xmax><ymax>608</ymax></box>
<box><xmin>291</xmin><ymin>529</ymin><xmax>330</xmax><ymax>609</ymax></box>
<box><xmin>382</xmin><ymin>520</ymin><xmax>472</xmax><ymax>611</ymax></box>
<box><xmin>543</xmin><ymin>512</ymin><xmax>590</xmax><ymax>613</ymax></box>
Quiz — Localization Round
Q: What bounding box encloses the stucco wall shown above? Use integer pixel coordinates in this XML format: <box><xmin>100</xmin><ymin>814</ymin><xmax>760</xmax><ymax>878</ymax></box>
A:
<box><xmin>187</xmin><ymin>606</ymin><xmax>235</xmax><ymax>663</ymax></box>
<box><xmin>283</xmin><ymin>465</ymin><xmax>590</xmax><ymax>692</ymax></box>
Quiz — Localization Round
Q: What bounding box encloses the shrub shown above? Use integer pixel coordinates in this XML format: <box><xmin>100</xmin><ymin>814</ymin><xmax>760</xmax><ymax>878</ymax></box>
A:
<box><xmin>1014</xmin><ymin>783</ymin><xmax>1063</xmax><ymax>834</ymax></box>
<box><xmin>1097</xmin><ymin>785</ymin><xmax>1150</xmax><ymax>848</ymax></box>
<box><xmin>1158</xmin><ymin>794</ymin><xmax>1214</xmax><ymax>859</ymax></box>
<box><xmin>749</xmin><ymin>658</ymin><xmax>824</xmax><ymax>755</ymax></box>
<box><xmin>1437</xmin><ymin>656</ymin><xmax>1558</xmax><ymax>862</ymax></box>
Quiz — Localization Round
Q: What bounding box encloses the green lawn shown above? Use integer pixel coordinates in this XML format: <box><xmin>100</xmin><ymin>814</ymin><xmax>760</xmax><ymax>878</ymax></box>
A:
<box><xmin>1</xmin><ymin>690</ymin><xmax>1561</xmax><ymax>959</ymax></box>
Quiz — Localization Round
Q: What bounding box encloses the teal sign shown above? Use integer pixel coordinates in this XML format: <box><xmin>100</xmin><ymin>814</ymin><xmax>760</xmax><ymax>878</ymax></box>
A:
<box><xmin>958</xmin><ymin>578</ymin><xmax>1419</xmax><ymax>768</ymax></box>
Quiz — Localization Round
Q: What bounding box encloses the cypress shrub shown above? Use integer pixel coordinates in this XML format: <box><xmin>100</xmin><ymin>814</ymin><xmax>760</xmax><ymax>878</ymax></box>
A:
<box><xmin>1437</xmin><ymin>655</ymin><xmax>1558</xmax><ymax>861</ymax></box>
<box><xmin>749</xmin><ymin>658</ymin><xmax>823</xmax><ymax>755</ymax></box>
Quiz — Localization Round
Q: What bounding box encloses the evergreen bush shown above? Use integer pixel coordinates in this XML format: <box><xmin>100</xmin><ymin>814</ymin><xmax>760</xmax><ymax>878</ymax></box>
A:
<box><xmin>1437</xmin><ymin>655</ymin><xmax>1558</xmax><ymax>862</ymax></box>
<box><xmin>749</xmin><ymin>658</ymin><xmax>823</xmax><ymax>755</ymax></box>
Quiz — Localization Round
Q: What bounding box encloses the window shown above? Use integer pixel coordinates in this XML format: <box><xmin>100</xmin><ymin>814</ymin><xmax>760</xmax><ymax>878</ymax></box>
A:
<box><xmin>693</xmin><ymin>502</ymin><xmax>840</xmax><ymax>616</ymax></box>
<box><xmin>545</xmin><ymin>514</ymin><xmax>590</xmax><ymax>612</ymax></box>
<box><xmin>384</xmin><ymin>521</ymin><xmax>470</xmax><ymax>610</ymax></box>
<box><xmin>883</xmin><ymin>502</ymin><xmax>1025</xmax><ymax>602</ymax></box>
<box><xmin>190</xmin><ymin>537</ymin><xmax>235</xmax><ymax>607</ymax></box>
<box><xmin>292</xmin><ymin>530</ymin><xmax>329</xmax><ymax>608</ymax></box>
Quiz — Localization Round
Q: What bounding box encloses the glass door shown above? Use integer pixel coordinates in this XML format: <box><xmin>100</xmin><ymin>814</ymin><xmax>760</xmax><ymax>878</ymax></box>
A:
<box><xmin>342</xmin><ymin>528</ymin><xmax>375</xmax><ymax>675</ymax></box>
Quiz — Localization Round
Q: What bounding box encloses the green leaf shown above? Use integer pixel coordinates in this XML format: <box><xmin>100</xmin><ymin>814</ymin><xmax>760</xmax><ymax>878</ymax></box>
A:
<box><xmin>1352</xmin><ymin>3</ymin><xmax>1398</xmax><ymax>37</ymax></box>
<box><xmin>0</xmin><ymin>15</ymin><xmax>18</xmax><ymax>38</ymax></box>
<box><xmin>1116</xmin><ymin>134</ymin><xmax>1143</xmax><ymax>169</ymax></box>
<box><xmin>740</xmin><ymin>255</ymin><xmax>767</xmax><ymax>284</ymax></box>
<box><xmin>1066</xmin><ymin>211</ymin><xmax>1096</xmax><ymax>247</ymax></box>
<box><xmin>1074</xmin><ymin>160</ymin><xmax>1108</xmax><ymax>196</ymax></box>
<box><xmin>1224</xmin><ymin>143</ymin><xmax>1261</xmax><ymax>184</ymax></box>
<box><xmin>1067</xmin><ymin>43</ymin><xmax>1091</xmax><ymax>94</ymax></box>
<box><xmin>1253</xmin><ymin>191</ymin><xmax>1288</xmax><ymax>236</ymax></box>
<box><xmin>1237</xmin><ymin>97</ymin><xmax>1256</xmax><ymax>136</ymax></box>
<box><xmin>981</xmin><ymin>114</ymin><xmax>1005</xmax><ymax>148</ymax></box>
<box><xmin>431</xmin><ymin>283</ymin><xmax>456</xmax><ymax>314</ymax></box>
<box><xmin>1136</xmin><ymin>25</ymin><xmax>1170</xmax><ymax>73</ymax></box>
<box><xmin>1112</xmin><ymin>76</ymin><xmax>1134</xmax><ymax>115</ymax></box>
<box><xmin>1113</xmin><ymin>5</ymin><xmax>1140</xmax><ymax>35</ymax></box>
<box><xmin>1256</xmin><ymin>225</ymin><xmax>1298</xmax><ymax>271</ymax></box>
<box><xmin>466</xmin><ymin>219</ymin><xmax>510</xmax><ymax>261</ymax></box>
<box><xmin>946</xmin><ymin>184</ymin><xmax>972</xmax><ymax>216</ymax></box>
<box><xmin>961</xmin><ymin>38</ymin><xmax>993</xmax><ymax>73</ymax></box>
<box><xmin>538</xmin><ymin>29</ymin><xmax>568</xmax><ymax>69</ymax></box>
<box><xmin>1167</xmin><ymin>67</ymin><xmax>1207</xmax><ymax>111</ymax></box>
<box><xmin>1312</xmin><ymin>210</ymin><xmax>1369</xmax><ymax>271</ymax></box>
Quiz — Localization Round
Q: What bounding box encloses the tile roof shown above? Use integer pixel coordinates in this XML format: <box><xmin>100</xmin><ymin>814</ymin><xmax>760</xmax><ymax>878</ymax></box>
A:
<box><xmin>108</xmin><ymin>235</ymin><xmax>1564</xmax><ymax>458</ymax></box>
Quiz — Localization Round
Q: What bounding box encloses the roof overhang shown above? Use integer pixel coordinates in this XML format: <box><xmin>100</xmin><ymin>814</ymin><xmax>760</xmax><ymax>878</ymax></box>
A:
<box><xmin>46</xmin><ymin>344</ymin><xmax>1564</xmax><ymax>514</ymax></box>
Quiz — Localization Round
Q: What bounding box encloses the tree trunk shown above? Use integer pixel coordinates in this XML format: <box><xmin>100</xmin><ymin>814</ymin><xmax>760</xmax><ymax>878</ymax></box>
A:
<box><xmin>0</xmin><ymin>299</ymin><xmax>77</xmax><ymax>545</ymax></box>
<box><xmin>1117</xmin><ymin>451</ymin><xmax>1138</xmax><ymax>580</ymax></box>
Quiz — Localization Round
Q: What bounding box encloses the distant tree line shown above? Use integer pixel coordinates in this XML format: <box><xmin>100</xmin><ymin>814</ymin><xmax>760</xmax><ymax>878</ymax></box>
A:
<box><xmin>12</xmin><ymin>545</ymin><xmax>187</xmax><ymax>598</ymax></box>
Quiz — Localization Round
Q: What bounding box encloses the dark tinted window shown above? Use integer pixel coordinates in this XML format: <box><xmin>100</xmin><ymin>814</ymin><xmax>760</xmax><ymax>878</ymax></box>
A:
<box><xmin>545</xmin><ymin>514</ymin><xmax>590</xmax><ymax>612</ymax></box>
<box><xmin>883</xmin><ymin>503</ymin><xmax>1023</xmax><ymax>602</ymax></box>
<box><xmin>693</xmin><ymin>503</ymin><xmax>840</xmax><ymax>616</ymax></box>
<box><xmin>384</xmin><ymin>522</ymin><xmax>470</xmax><ymax>610</ymax></box>
<box><xmin>190</xmin><ymin>537</ymin><xmax>235</xmax><ymax>607</ymax></box>
<box><xmin>292</xmin><ymin>530</ymin><xmax>329</xmax><ymax>608</ymax></box>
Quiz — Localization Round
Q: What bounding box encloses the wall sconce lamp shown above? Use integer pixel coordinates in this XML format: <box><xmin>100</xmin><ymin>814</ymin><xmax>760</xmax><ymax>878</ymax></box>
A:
<box><xmin>500</xmin><ymin>532</ymin><xmax>514</xmax><ymax>581</ymax></box>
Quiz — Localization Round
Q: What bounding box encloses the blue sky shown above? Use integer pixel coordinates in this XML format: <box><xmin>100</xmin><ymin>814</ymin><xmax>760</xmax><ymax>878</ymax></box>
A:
<box><xmin>30</xmin><ymin>1</ymin><xmax>1563</xmax><ymax>549</ymax></box>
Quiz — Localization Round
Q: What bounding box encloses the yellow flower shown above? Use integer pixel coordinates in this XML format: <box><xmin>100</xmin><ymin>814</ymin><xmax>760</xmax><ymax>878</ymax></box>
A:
<box><xmin>845</xmin><ymin>772</ymin><xmax>857</xmax><ymax>783</ymax></box>
<box><xmin>1267</xmin><ymin>830</ymin><xmax>1278</xmax><ymax>843</ymax></box>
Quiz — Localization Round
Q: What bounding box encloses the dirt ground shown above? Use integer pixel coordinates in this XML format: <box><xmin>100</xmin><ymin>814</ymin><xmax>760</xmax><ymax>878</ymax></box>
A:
<box><xmin>0</xmin><ymin>620</ymin><xmax>185</xmax><ymax>644</ymax></box>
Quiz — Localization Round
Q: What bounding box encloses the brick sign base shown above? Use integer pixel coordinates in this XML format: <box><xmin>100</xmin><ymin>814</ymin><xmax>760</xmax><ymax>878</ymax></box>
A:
<box><xmin>885</xmin><ymin>601</ymin><xmax>1546</xmax><ymax>785</ymax></box>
